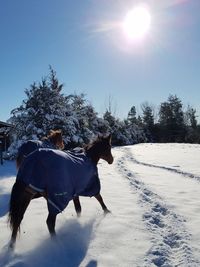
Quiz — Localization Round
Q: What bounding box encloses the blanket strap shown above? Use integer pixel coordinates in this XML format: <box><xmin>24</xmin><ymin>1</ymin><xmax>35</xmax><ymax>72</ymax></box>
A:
<box><xmin>28</xmin><ymin>184</ymin><xmax>62</xmax><ymax>213</ymax></box>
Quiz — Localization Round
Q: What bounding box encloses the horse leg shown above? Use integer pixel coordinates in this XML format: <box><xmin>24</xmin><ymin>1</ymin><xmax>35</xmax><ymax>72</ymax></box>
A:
<box><xmin>46</xmin><ymin>213</ymin><xmax>57</xmax><ymax>236</ymax></box>
<box><xmin>73</xmin><ymin>196</ymin><xmax>82</xmax><ymax>217</ymax></box>
<box><xmin>94</xmin><ymin>193</ymin><xmax>111</xmax><ymax>214</ymax></box>
<box><xmin>10</xmin><ymin>191</ymin><xmax>32</xmax><ymax>248</ymax></box>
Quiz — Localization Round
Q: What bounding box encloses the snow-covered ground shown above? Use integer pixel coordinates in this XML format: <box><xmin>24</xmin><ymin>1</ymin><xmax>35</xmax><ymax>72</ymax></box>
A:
<box><xmin>0</xmin><ymin>143</ymin><xmax>200</xmax><ymax>267</ymax></box>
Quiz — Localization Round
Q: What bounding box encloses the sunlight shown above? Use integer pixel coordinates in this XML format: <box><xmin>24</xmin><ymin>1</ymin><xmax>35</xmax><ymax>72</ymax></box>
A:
<box><xmin>122</xmin><ymin>5</ymin><xmax>151</xmax><ymax>40</ymax></box>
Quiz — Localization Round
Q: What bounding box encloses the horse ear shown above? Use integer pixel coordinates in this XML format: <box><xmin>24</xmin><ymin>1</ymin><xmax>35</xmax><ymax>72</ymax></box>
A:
<box><xmin>57</xmin><ymin>129</ymin><xmax>62</xmax><ymax>135</ymax></box>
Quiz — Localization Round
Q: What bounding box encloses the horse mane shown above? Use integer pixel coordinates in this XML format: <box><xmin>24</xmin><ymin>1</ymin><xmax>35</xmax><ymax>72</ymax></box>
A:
<box><xmin>84</xmin><ymin>134</ymin><xmax>111</xmax><ymax>156</ymax></box>
<box><xmin>84</xmin><ymin>135</ymin><xmax>102</xmax><ymax>150</ymax></box>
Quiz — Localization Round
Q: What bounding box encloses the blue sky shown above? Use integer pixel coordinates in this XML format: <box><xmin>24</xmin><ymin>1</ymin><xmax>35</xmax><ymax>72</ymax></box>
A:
<box><xmin>1</xmin><ymin>0</ymin><xmax>200</xmax><ymax>122</ymax></box>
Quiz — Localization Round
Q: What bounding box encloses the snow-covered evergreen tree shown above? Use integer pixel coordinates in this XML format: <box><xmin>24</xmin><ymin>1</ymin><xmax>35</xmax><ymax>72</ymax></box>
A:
<box><xmin>103</xmin><ymin>110</ymin><xmax>147</xmax><ymax>145</ymax></box>
<box><xmin>8</xmin><ymin>68</ymin><xmax>76</xmax><ymax>156</ymax></box>
<box><xmin>127</xmin><ymin>106</ymin><xmax>137</xmax><ymax>125</ymax></box>
<box><xmin>66</xmin><ymin>94</ymin><xmax>109</xmax><ymax>146</ymax></box>
<box><xmin>125</xmin><ymin>106</ymin><xmax>148</xmax><ymax>144</ymax></box>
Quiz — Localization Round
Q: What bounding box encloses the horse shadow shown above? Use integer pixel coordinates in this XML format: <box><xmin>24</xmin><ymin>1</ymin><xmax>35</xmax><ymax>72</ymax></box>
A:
<box><xmin>15</xmin><ymin>218</ymin><xmax>98</xmax><ymax>267</ymax></box>
<box><xmin>0</xmin><ymin>192</ymin><xmax>10</xmax><ymax>217</ymax></box>
<box><xmin>85</xmin><ymin>260</ymin><xmax>98</xmax><ymax>267</ymax></box>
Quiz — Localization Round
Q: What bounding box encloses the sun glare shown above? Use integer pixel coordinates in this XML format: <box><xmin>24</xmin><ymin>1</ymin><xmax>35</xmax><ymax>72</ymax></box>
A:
<box><xmin>123</xmin><ymin>6</ymin><xmax>151</xmax><ymax>40</ymax></box>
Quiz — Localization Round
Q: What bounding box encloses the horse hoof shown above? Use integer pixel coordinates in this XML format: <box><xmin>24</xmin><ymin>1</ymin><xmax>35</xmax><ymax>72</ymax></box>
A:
<box><xmin>50</xmin><ymin>232</ymin><xmax>56</xmax><ymax>239</ymax></box>
<box><xmin>77</xmin><ymin>212</ymin><xmax>81</xmax><ymax>218</ymax></box>
<box><xmin>9</xmin><ymin>241</ymin><xmax>15</xmax><ymax>250</ymax></box>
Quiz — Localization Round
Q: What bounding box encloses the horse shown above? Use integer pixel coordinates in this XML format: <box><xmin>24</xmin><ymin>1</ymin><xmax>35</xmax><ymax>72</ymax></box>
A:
<box><xmin>8</xmin><ymin>134</ymin><xmax>114</xmax><ymax>248</ymax></box>
<box><xmin>16</xmin><ymin>130</ymin><xmax>110</xmax><ymax>217</ymax></box>
<box><xmin>16</xmin><ymin>129</ymin><xmax>65</xmax><ymax>169</ymax></box>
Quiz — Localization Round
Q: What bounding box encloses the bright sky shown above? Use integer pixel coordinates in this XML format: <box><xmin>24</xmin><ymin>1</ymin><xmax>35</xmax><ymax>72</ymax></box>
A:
<box><xmin>1</xmin><ymin>0</ymin><xmax>200</xmax><ymax>122</ymax></box>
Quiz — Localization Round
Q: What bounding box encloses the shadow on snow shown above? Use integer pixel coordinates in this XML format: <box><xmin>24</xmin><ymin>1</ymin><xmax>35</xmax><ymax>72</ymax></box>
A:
<box><xmin>1</xmin><ymin>218</ymin><xmax>98</xmax><ymax>267</ymax></box>
<box><xmin>0</xmin><ymin>192</ymin><xmax>10</xmax><ymax>217</ymax></box>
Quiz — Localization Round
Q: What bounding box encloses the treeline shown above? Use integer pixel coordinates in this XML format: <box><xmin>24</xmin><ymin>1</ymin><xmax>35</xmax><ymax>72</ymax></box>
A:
<box><xmin>7</xmin><ymin>68</ymin><xmax>200</xmax><ymax>157</ymax></box>
<box><xmin>136</xmin><ymin>95</ymin><xmax>200</xmax><ymax>143</ymax></box>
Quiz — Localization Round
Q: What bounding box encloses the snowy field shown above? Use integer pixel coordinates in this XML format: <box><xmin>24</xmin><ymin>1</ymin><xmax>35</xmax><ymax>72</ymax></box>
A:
<box><xmin>0</xmin><ymin>143</ymin><xmax>200</xmax><ymax>267</ymax></box>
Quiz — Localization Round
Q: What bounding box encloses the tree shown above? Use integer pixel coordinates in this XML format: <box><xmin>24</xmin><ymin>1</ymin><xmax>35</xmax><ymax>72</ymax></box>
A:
<box><xmin>8</xmin><ymin>68</ymin><xmax>74</xmax><ymax>155</ymax></box>
<box><xmin>140</xmin><ymin>102</ymin><xmax>155</xmax><ymax>142</ymax></box>
<box><xmin>66</xmin><ymin>93</ymin><xmax>110</xmax><ymax>146</ymax></box>
<box><xmin>158</xmin><ymin>95</ymin><xmax>185</xmax><ymax>142</ymax></box>
<box><xmin>184</xmin><ymin>105</ymin><xmax>199</xmax><ymax>143</ymax></box>
<box><xmin>185</xmin><ymin>105</ymin><xmax>197</xmax><ymax>129</ymax></box>
<box><xmin>141</xmin><ymin>103</ymin><xmax>154</xmax><ymax>128</ymax></box>
<box><xmin>103</xmin><ymin>110</ymin><xmax>129</xmax><ymax>145</ymax></box>
<box><xmin>127</xmin><ymin>106</ymin><xmax>137</xmax><ymax>125</ymax></box>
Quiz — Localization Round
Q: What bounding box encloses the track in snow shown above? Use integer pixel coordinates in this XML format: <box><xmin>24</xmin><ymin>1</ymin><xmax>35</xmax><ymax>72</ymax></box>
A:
<box><xmin>127</xmin><ymin>150</ymin><xmax>200</xmax><ymax>182</ymax></box>
<box><xmin>116</xmin><ymin>148</ymin><xmax>199</xmax><ymax>267</ymax></box>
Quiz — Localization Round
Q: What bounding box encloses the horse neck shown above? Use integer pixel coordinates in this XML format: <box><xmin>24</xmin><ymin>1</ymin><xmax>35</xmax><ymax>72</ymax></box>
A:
<box><xmin>85</xmin><ymin>147</ymin><xmax>100</xmax><ymax>165</ymax></box>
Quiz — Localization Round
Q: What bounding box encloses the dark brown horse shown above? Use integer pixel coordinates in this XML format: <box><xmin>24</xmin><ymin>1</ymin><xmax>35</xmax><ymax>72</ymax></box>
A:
<box><xmin>8</xmin><ymin>134</ymin><xmax>113</xmax><ymax>248</ymax></box>
<box><xmin>16</xmin><ymin>129</ymin><xmax>65</xmax><ymax>169</ymax></box>
<box><xmin>72</xmin><ymin>141</ymin><xmax>112</xmax><ymax>217</ymax></box>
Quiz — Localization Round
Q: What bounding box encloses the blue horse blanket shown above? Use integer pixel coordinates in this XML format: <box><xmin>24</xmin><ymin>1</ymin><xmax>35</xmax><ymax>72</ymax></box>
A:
<box><xmin>17</xmin><ymin>140</ymin><xmax>56</xmax><ymax>159</ymax></box>
<box><xmin>17</xmin><ymin>149</ymin><xmax>100</xmax><ymax>214</ymax></box>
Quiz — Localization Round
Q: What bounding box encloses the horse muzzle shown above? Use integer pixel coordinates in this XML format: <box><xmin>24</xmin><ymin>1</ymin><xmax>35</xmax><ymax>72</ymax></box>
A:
<box><xmin>107</xmin><ymin>155</ymin><xmax>114</xmax><ymax>164</ymax></box>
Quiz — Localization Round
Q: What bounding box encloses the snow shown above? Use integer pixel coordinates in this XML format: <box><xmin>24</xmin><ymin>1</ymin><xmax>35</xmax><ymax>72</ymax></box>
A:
<box><xmin>0</xmin><ymin>143</ymin><xmax>200</xmax><ymax>266</ymax></box>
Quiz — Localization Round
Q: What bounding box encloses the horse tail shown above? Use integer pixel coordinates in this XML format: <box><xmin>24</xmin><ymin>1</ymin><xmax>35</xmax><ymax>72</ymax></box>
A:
<box><xmin>8</xmin><ymin>180</ymin><xmax>27</xmax><ymax>234</ymax></box>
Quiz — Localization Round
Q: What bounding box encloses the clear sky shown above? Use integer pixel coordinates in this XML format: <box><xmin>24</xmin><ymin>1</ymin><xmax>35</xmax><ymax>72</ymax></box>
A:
<box><xmin>1</xmin><ymin>0</ymin><xmax>200</xmax><ymax>122</ymax></box>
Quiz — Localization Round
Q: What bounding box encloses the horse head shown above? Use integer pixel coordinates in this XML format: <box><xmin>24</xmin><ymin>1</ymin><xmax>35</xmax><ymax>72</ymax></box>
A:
<box><xmin>85</xmin><ymin>134</ymin><xmax>114</xmax><ymax>165</ymax></box>
<box><xmin>48</xmin><ymin>129</ymin><xmax>65</xmax><ymax>150</ymax></box>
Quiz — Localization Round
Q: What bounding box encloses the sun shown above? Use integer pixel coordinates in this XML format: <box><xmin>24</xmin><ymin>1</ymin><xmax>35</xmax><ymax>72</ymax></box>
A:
<box><xmin>123</xmin><ymin>5</ymin><xmax>151</xmax><ymax>40</ymax></box>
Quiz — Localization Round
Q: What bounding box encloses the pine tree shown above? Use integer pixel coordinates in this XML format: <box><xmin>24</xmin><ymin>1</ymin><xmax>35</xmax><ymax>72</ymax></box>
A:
<box><xmin>67</xmin><ymin>93</ymin><xmax>105</xmax><ymax>145</ymax></box>
<box><xmin>141</xmin><ymin>102</ymin><xmax>154</xmax><ymax>130</ymax></box>
<box><xmin>158</xmin><ymin>95</ymin><xmax>185</xmax><ymax>142</ymax></box>
<box><xmin>185</xmin><ymin>105</ymin><xmax>197</xmax><ymax>129</ymax></box>
<box><xmin>127</xmin><ymin>106</ymin><xmax>137</xmax><ymax>125</ymax></box>
<box><xmin>8</xmin><ymin>68</ymin><xmax>73</xmax><ymax>154</ymax></box>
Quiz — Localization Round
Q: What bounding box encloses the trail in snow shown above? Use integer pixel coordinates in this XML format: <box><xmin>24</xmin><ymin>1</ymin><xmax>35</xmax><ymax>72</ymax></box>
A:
<box><xmin>116</xmin><ymin>148</ymin><xmax>199</xmax><ymax>266</ymax></box>
<box><xmin>127</xmin><ymin>153</ymin><xmax>200</xmax><ymax>182</ymax></box>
